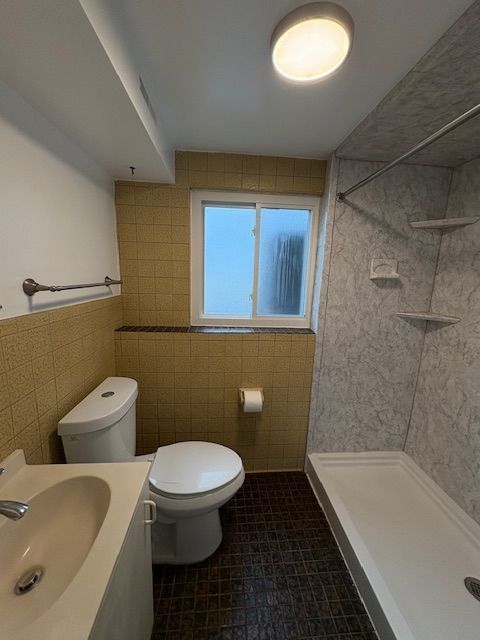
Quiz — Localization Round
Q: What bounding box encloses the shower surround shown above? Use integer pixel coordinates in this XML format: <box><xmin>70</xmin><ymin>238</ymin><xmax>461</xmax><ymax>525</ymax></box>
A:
<box><xmin>405</xmin><ymin>157</ymin><xmax>480</xmax><ymax>523</ymax></box>
<box><xmin>308</xmin><ymin>155</ymin><xmax>480</xmax><ymax>526</ymax></box>
<box><xmin>308</xmin><ymin>157</ymin><xmax>452</xmax><ymax>453</ymax></box>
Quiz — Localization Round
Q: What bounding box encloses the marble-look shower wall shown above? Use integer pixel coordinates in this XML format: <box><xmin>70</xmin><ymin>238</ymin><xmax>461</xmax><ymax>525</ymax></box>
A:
<box><xmin>405</xmin><ymin>157</ymin><xmax>480</xmax><ymax>524</ymax></box>
<box><xmin>308</xmin><ymin>158</ymin><xmax>452</xmax><ymax>453</ymax></box>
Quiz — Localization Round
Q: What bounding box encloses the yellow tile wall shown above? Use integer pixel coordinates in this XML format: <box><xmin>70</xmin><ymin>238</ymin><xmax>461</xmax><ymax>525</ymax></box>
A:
<box><xmin>0</xmin><ymin>297</ymin><xmax>122</xmax><ymax>464</ymax></box>
<box><xmin>0</xmin><ymin>154</ymin><xmax>322</xmax><ymax>470</ymax></box>
<box><xmin>115</xmin><ymin>151</ymin><xmax>326</xmax><ymax>326</ymax></box>
<box><xmin>115</xmin><ymin>331</ymin><xmax>315</xmax><ymax>471</ymax></box>
<box><xmin>114</xmin><ymin>150</ymin><xmax>324</xmax><ymax>471</ymax></box>
<box><xmin>175</xmin><ymin>151</ymin><xmax>326</xmax><ymax>195</ymax></box>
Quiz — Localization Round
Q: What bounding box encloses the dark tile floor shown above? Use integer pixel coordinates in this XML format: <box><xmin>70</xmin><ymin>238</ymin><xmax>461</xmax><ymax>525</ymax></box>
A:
<box><xmin>151</xmin><ymin>472</ymin><xmax>378</xmax><ymax>640</ymax></box>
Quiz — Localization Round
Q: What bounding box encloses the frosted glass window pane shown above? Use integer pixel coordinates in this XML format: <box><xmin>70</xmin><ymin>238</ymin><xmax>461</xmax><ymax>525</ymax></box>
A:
<box><xmin>257</xmin><ymin>208</ymin><xmax>310</xmax><ymax>316</ymax></box>
<box><xmin>204</xmin><ymin>205</ymin><xmax>255</xmax><ymax>316</ymax></box>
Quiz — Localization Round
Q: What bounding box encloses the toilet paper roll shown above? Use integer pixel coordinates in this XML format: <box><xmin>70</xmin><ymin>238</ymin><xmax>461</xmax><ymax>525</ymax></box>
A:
<box><xmin>239</xmin><ymin>388</ymin><xmax>263</xmax><ymax>413</ymax></box>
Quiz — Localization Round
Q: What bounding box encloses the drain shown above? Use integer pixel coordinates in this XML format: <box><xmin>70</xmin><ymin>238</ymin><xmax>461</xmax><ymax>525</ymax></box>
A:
<box><xmin>465</xmin><ymin>577</ymin><xmax>480</xmax><ymax>602</ymax></box>
<box><xmin>14</xmin><ymin>567</ymin><xmax>44</xmax><ymax>595</ymax></box>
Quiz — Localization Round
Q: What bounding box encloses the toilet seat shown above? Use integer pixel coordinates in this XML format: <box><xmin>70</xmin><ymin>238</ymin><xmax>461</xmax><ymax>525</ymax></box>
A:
<box><xmin>149</xmin><ymin>441</ymin><xmax>243</xmax><ymax>499</ymax></box>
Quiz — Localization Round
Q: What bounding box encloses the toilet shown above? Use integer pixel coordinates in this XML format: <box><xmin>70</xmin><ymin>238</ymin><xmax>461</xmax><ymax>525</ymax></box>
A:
<box><xmin>57</xmin><ymin>377</ymin><xmax>245</xmax><ymax>564</ymax></box>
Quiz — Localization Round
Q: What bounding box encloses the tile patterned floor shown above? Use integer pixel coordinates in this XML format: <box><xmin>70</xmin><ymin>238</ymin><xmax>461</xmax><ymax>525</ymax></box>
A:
<box><xmin>151</xmin><ymin>472</ymin><xmax>378</xmax><ymax>640</ymax></box>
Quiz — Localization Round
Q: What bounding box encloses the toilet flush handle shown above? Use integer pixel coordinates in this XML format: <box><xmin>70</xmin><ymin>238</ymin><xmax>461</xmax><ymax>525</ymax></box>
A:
<box><xmin>143</xmin><ymin>500</ymin><xmax>157</xmax><ymax>525</ymax></box>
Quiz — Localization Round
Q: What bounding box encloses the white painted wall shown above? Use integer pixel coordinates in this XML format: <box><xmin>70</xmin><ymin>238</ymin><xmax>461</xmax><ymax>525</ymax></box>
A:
<box><xmin>0</xmin><ymin>80</ymin><xmax>120</xmax><ymax>319</ymax></box>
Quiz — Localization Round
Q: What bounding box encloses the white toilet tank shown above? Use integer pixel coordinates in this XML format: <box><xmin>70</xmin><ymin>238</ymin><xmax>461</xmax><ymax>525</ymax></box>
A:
<box><xmin>58</xmin><ymin>377</ymin><xmax>138</xmax><ymax>463</ymax></box>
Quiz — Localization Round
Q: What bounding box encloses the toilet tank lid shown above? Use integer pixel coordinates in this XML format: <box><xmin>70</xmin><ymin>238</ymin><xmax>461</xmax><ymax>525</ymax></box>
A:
<box><xmin>58</xmin><ymin>377</ymin><xmax>138</xmax><ymax>436</ymax></box>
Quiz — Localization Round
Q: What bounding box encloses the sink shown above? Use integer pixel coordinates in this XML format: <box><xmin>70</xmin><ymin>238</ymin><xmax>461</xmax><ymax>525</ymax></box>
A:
<box><xmin>0</xmin><ymin>476</ymin><xmax>109</xmax><ymax>634</ymax></box>
<box><xmin>0</xmin><ymin>449</ymin><xmax>151</xmax><ymax>640</ymax></box>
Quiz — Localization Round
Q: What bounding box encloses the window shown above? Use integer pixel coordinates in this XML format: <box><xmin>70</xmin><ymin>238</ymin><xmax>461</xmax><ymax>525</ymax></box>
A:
<box><xmin>191</xmin><ymin>191</ymin><xmax>319</xmax><ymax>327</ymax></box>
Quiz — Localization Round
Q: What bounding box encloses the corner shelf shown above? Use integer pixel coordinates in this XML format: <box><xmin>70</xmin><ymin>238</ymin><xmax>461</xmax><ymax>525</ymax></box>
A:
<box><xmin>396</xmin><ymin>312</ymin><xmax>460</xmax><ymax>324</ymax></box>
<box><xmin>410</xmin><ymin>216</ymin><xmax>480</xmax><ymax>229</ymax></box>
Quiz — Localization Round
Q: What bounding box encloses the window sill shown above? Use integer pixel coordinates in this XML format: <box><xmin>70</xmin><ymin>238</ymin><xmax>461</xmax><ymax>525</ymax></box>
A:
<box><xmin>116</xmin><ymin>325</ymin><xmax>315</xmax><ymax>335</ymax></box>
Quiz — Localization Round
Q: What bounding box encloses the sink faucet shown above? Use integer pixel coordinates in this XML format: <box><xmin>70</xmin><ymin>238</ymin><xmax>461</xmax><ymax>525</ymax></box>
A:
<box><xmin>0</xmin><ymin>500</ymin><xmax>29</xmax><ymax>520</ymax></box>
<box><xmin>0</xmin><ymin>468</ymin><xmax>29</xmax><ymax>520</ymax></box>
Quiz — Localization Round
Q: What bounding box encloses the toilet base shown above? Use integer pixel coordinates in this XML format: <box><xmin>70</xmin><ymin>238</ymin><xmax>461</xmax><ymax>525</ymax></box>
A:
<box><xmin>151</xmin><ymin>509</ymin><xmax>223</xmax><ymax>564</ymax></box>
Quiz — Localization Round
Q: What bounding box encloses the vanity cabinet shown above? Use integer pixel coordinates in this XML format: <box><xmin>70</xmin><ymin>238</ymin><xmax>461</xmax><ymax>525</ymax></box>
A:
<box><xmin>90</xmin><ymin>479</ymin><xmax>153</xmax><ymax>640</ymax></box>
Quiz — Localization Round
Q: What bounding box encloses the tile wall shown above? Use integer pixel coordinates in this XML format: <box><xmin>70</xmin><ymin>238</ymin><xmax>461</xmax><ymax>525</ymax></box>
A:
<box><xmin>115</xmin><ymin>151</ymin><xmax>326</xmax><ymax>326</ymax></box>
<box><xmin>114</xmin><ymin>150</ymin><xmax>325</xmax><ymax>471</ymax></box>
<box><xmin>115</xmin><ymin>331</ymin><xmax>315</xmax><ymax>471</ymax></box>
<box><xmin>0</xmin><ymin>297</ymin><xmax>122</xmax><ymax>463</ymax></box>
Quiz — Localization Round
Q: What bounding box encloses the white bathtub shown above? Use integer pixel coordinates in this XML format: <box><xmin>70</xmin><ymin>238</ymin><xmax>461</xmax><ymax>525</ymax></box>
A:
<box><xmin>306</xmin><ymin>451</ymin><xmax>480</xmax><ymax>640</ymax></box>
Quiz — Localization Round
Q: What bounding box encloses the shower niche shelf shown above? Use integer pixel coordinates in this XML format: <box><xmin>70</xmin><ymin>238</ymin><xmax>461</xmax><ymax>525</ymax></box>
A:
<box><xmin>410</xmin><ymin>216</ymin><xmax>480</xmax><ymax>229</ymax></box>
<box><xmin>396</xmin><ymin>312</ymin><xmax>460</xmax><ymax>324</ymax></box>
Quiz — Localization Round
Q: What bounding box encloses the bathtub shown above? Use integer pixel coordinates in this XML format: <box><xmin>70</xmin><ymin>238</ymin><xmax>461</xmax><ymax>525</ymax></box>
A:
<box><xmin>306</xmin><ymin>451</ymin><xmax>480</xmax><ymax>640</ymax></box>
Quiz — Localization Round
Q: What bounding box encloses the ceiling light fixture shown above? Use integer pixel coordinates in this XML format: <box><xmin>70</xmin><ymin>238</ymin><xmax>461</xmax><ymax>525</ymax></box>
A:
<box><xmin>271</xmin><ymin>2</ymin><xmax>354</xmax><ymax>83</ymax></box>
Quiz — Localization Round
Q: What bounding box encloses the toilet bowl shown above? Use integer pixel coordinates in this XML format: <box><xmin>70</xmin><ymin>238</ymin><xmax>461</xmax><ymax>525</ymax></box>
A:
<box><xmin>58</xmin><ymin>377</ymin><xmax>245</xmax><ymax>564</ymax></box>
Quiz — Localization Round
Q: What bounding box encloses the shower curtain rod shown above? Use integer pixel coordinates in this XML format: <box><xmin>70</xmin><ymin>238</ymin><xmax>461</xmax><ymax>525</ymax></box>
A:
<box><xmin>336</xmin><ymin>102</ymin><xmax>480</xmax><ymax>201</ymax></box>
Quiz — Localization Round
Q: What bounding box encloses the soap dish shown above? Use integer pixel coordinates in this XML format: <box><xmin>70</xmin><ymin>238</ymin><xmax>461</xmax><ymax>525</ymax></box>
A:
<box><xmin>369</xmin><ymin>259</ymin><xmax>399</xmax><ymax>280</ymax></box>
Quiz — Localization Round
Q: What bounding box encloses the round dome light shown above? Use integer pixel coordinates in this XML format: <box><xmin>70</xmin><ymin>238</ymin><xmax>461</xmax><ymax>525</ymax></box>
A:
<box><xmin>271</xmin><ymin>2</ymin><xmax>354</xmax><ymax>82</ymax></box>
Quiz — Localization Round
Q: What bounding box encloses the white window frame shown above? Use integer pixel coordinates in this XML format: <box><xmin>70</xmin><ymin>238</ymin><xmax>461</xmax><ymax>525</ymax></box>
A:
<box><xmin>191</xmin><ymin>190</ymin><xmax>319</xmax><ymax>328</ymax></box>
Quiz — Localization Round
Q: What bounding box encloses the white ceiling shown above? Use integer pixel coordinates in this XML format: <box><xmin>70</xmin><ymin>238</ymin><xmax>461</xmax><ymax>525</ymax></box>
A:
<box><xmin>111</xmin><ymin>0</ymin><xmax>474</xmax><ymax>159</ymax></box>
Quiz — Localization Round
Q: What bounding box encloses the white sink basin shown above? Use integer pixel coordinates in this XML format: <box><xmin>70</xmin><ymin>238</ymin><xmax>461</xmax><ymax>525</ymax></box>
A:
<box><xmin>0</xmin><ymin>450</ymin><xmax>151</xmax><ymax>640</ymax></box>
<box><xmin>0</xmin><ymin>476</ymin><xmax>110</xmax><ymax>635</ymax></box>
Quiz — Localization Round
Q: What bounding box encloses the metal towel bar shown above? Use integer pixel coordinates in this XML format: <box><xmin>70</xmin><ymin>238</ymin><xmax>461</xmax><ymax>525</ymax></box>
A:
<box><xmin>22</xmin><ymin>276</ymin><xmax>122</xmax><ymax>296</ymax></box>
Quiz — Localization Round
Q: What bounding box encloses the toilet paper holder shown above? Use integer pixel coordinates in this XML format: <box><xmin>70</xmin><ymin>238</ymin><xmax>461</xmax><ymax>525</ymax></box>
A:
<box><xmin>239</xmin><ymin>388</ymin><xmax>264</xmax><ymax>412</ymax></box>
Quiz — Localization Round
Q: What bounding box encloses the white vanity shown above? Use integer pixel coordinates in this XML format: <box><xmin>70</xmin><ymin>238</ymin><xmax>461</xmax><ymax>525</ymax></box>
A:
<box><xmin>0</xmin><ymin>450</ymin><xmax>154</xmax><ymax>640</ymax></box>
